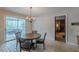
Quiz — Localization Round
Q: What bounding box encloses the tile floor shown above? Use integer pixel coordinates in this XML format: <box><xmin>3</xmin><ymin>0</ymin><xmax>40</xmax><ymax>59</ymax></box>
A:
<box><xmin>0</xmin><ymin>40</ymin><xmax>79</xmax><ymax>52</ymax></box>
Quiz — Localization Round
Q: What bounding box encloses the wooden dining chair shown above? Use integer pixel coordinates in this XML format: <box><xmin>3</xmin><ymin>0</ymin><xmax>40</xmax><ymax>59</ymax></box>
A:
<box><xmin>19</xmin><ymin>39</ymin><xmax>34</xmax><ymax>52</ymax></box>
<box><xmin>15</xmin><ymin>32</ymin><xmax>34</xmax><ymax>52</ymax></box>
<box><xmin>36</xmin><ymin>33</ymin><xmax>47</xmax><ymax>49</ymax></box>
<box><xmin>32</xmin><ymin>30</ymin><xmax>37</xmax><ymax>34</ymax></box>
<box><xmin>15</xmin><ymin>32</ymin><xmax>21</xmax><ymax>48</ymax></box>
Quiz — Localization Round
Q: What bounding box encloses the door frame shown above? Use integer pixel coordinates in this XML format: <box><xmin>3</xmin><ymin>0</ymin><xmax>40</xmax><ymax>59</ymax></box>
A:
<box><xmin>54</xmin><ymin>14</ymin><xmax>68</xmax><ymax>43</ymax></box>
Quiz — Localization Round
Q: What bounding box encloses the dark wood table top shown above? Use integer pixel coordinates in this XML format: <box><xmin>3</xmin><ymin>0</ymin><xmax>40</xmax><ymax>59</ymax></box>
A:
<box><xmin>24</xmin><ymin>33</ymin><xmax>41</xmax><ymax>40</ymax></box>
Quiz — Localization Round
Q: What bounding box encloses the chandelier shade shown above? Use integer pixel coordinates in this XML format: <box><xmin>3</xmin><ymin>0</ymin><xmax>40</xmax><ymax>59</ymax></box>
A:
<box><xmin>26</xmin><ymin>7</ymin><xmax>36</xmax><ymax>23</ymax></box>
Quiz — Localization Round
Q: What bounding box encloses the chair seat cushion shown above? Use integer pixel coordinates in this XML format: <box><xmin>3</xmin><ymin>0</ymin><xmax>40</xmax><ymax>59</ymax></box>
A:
<box><xmin>20</xmin><ymin>39</ymin><xmax>25</xmax><ymax>42</ymax></box>
<box><xmin>36</xmin><ymin>39</ymin><xmax>44</xmax><ymax>43</ymax></box>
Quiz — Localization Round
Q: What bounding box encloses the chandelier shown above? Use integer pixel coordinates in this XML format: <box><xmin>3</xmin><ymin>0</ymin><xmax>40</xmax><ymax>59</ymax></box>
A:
<box><xmin>26</xmin><ymin>7</ymin><xmax>35</xmax><ymax>23</ymax></box>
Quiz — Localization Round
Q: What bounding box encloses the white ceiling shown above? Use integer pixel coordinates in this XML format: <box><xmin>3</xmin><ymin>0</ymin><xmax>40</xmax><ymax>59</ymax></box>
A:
<box><xmin>0</xmin><ymin>7</ymin><xmax>67</xmax><ymax>16</ymax></box>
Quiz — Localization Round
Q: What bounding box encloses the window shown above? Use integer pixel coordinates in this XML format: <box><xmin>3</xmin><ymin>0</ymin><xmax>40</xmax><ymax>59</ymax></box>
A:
<box><xmin>6</xmin><ymin>16</ymin><xmax>27</xmax><ymax>41</ymax></box>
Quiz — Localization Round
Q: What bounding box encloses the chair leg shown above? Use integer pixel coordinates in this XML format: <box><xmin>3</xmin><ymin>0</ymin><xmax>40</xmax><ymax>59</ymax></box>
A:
<box><xmin>20</xmin><ymin>48</ymin><xmax>21</xmax><ymax>52</ymax></box>
<box><xmin>29</xmin><ymin>45</ymin><xmax>31</xmax><ymax>52</ymax></box>
<box><xmin>36</xmin><ymin>43</ymin><xmax>37</xmax><ymax>48</ymax></box>
<box><xmin>16</xmin><ymin>41</ymin><xmax>18</xmax><ymax>48</ymax></box>
<box><xmin>43</xmin><ymin>43</ymin><xmax>45</xmax><ymax>50</ymax></box>
<box><xmin>19</xmin><ymin>42</ymin><xmax>21</xmax><ymax>52</ymax></box>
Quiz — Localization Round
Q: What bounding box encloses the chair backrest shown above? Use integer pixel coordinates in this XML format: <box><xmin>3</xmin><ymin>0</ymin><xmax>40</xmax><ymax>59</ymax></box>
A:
<box><xmin>43</xmin><ymin>33</ymin><xmax>47</xmax><ymax>41</ymax></box>
<box><xmin>15</xmin><ymin>32</ymin><xmax>21</xmax><ymax>40</ymax></box>
<box><xmin>32</xmin><ymin>30</ymin><xmax>37</xmax><ymax>34</ymax></box>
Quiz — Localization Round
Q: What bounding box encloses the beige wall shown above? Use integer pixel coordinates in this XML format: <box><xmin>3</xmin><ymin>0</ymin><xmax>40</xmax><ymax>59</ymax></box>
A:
<box><xmin>0</xmin><ymin>9</ymin><xmax>26</xmax><ymax>43</ymax></box>
<box><xmin>0</xmin><ymin>15</ymin><xmax>4</xmax><ymax>42</ymax></box>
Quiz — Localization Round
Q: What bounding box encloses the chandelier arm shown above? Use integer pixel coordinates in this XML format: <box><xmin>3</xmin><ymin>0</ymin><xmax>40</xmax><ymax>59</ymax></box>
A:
<box><xmin>26</xmin><ymin>7</ymin><xmax>36</xmax><ymax>23</ymax></box>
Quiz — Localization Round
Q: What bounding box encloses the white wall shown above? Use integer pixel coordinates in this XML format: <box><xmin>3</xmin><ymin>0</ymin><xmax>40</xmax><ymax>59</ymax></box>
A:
<box><xmin>33</xmin><ymin>7</ymin><xmax>79</xmax><ymax>45</ymax></box>
<box><xmin>33</xmin><ymin>15</ymin><xmax>55</xmax><ymax>42</ymax></box>
<box><xmin>67</xmin><ymin>8</ymin><xmax>79</xmax><ymax>45</ymax></box>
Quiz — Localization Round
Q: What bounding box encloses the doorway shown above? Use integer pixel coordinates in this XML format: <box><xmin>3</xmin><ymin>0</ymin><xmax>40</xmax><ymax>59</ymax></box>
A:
<box><xmin>55</xmin><ymin>15</ymin><xmax>66</xmax><ymax>42</ymax></box>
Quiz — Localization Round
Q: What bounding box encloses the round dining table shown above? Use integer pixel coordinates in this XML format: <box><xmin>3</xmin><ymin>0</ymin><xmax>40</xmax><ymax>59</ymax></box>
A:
<box><xmin>21</xmin><ymin>33</ymin><xmax>41</xmax><ymax>50</ymax></box>
<box><xmin>24</xmin><ymin>33</ymin><xmax>41</xmax><ymax>42</ymax></box>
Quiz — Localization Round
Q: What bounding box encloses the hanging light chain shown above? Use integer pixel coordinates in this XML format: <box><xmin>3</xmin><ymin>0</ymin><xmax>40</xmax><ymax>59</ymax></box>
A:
<box><xmin>26</xmin><ymin>7</ymin><xmax>36</xmax><ymax>23</ymax></box>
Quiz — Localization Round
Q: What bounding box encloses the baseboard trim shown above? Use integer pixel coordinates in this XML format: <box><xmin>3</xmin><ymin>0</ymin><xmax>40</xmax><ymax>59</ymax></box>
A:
<box><xmin>0</xmin><ymin>39</ymin><xmax>15</xmax><ymax>44</ymax></box>
<box><xmin>67</xmin><ymin>42</ymin><xmax>78</xmax><ymax>46</ymax></box>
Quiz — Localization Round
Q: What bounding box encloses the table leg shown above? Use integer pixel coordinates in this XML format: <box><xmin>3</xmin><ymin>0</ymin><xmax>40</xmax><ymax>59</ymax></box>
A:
<box><xmin>31</xmin><ymin>40</ymin><xmax>33</xmax><ymax>43</ymax></box>
<box><xmin>30</xmin><ymin>40</ymin><xmax>36</xmax><ymax>50</ymax></box>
